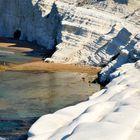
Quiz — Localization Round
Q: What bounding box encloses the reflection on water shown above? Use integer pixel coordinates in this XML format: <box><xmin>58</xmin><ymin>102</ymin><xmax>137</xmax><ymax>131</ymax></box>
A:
<box><xmin>0</xmin><ymin>47</ymin><xmax>42</xmax><ymax>65</ymax></box>
<box><xmin>0</xmin><ymin>71</ymin><xmax>100</xmax><ymax>139</ymax></box>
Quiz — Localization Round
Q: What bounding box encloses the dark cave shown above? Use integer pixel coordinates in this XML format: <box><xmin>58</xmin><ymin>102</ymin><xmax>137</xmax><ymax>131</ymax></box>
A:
<box><xmin>13</xmin><ymin>30</ymin><xmax>21</xmax><ymax>40</ymax></box>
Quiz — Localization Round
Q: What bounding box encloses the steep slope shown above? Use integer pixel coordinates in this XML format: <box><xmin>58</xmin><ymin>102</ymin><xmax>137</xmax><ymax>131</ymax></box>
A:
<box><xmin>0</xmin><ymin>1</ymin><xmax>139</xmax><ymax>139</ymax></box>
<box><xmin>28</xmin><ymin>42</ymin><xmax>140</xmax><ymax>140</ymax></box>
<box><xmin>45</xmin><ymin>0</ymin><xmax>140</xmax><ymax>65</ymax></box>
<box><xmin>0</xmin><ymin>0</ymin><xmax>61</xmax><ymax>49</ymax></box>
<box><xmin>0</xmin><ymin>0</ymin><xmax>139</xmax><ymax>66</ymax></box>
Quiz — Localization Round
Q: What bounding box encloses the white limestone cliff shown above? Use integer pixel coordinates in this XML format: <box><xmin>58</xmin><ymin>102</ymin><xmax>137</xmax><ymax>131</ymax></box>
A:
<box><xmin>28</xmin><ymin>43</ymin><xmax>140</xmax><ymax>140</ymax></box>
<box><xmin>0</xmin><ymin>0</ymin><xmax>139</xmax><ymax>66</ymax></box>
<box><xmin>0</xmin><ymin>1</ymin><xmax>140</xmax><ymax>139</ymax></box>
<box><xmin>99</xmin><ymin>36</ymin><xmax>140</xmax><ymax>83</ymax></box>
<box><xmin>25</xmin><ymin>2</ymin><xmax>140</xmax><ymax>139</ymax></box>
<box><xmin>0</xmin><ymin>0</ymin><xmax>61</xmax><ymax>49</ymax></box>
<box><xmin>45</xmin><ymin>0</ymin><xmax>140</xmax><ymax>66</ymax></box>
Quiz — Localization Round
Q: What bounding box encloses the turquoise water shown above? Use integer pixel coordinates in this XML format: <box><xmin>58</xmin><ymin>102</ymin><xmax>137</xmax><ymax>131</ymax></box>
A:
<box><xmin>0</xmin><ymin>47</ymin><xmax>100</xmax><ymax>139</ymax></box>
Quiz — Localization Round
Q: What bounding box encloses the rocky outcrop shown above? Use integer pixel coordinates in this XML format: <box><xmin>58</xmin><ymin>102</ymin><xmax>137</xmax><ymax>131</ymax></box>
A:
<box><xmin>28</xmin><ymin>59</ymin><xmax>140</xmax><ymax>140</ymax></box>
<box><xmin>0</xmin><ymin>0</ymin><xmax>139</xmax><ymax>66</ymax></box>
<box><xmin>99</xmin><ymin>39</ymin><xmax>140</xmax><ymax>84</ymax></box>
<box><xmin>45</xmin><ymin>0</ymin><xmax>140</xmax><ymax>65</ymax></box>
<box><xmin>0</xmin><ymin>0</ymin><xmax>62</xmax><ymax>50</ymax></box>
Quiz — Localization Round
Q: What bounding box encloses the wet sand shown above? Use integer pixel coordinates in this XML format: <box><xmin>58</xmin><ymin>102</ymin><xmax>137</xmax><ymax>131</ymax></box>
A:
<box><xmin>0</xmin><ymin>38</ymin><xmax>101</xmax><ymax>74</ymax></box>
<box><xmin>0</xmin><ymin>61</ymin><xmax>101</xmax><ymax>75</ymax></box>
<box><xmin>11</xmin><ymin>61</ymin><xmax>101</xmax><ymax>75</ymax></box>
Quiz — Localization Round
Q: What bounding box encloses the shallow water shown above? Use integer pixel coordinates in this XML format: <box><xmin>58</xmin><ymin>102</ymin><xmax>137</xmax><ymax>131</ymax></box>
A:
<box><xmin>0</xmin><ymin>46</ymin><xmax>100</xmax><ymax>139</ymax></box>
<box><xmin>0</xmin><ymin>71</ymin><xmax>100</xmax><ymax>139</ymax></box>
<box><xmin>0</xmin><ymin>47</ymin><xmax>41</xmax><ymax>65</ymax></box>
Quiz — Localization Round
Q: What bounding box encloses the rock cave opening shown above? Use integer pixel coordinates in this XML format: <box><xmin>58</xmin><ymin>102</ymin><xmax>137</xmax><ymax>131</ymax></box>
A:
<box><xmin>13</xmin><ymin>29</ymin><xmax>21</xmax><ymax>40</ymax></box>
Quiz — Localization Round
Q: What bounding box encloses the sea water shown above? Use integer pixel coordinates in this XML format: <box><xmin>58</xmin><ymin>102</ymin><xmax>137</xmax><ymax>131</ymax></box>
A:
<box><xmin>0</xmin><ymin>47</ymin><xmax>100</xmax><ymax>139</ymax></box>
<box><xmin>0</xmin><ymin>71</ymin><xmax>100</xmax><ymax>138</ymax></box>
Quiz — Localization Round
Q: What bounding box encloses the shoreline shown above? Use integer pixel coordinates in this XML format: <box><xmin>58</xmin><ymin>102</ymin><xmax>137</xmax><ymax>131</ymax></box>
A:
<box><xmin>0</xmin><ymin>61</ymin><xmax>101</xmax><ymax>75</ymax></box>
<box><xmin>0</xmin><ymin>38</ymin><xmax>101</xmax><ymax>75</ymax></box>
<box><xmin>9</xmin><ymin>61</ymin><xmax>101</xmax><ymax>75</ymax></box>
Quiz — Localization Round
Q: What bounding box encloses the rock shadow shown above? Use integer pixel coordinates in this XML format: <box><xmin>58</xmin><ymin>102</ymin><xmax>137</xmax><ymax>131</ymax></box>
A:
<box><xmin>113</xmin><ymin>0</ymin><xmax>128</xmax><ymax>4</ymax></box>
<box><xmin>28</xmin><ymin>1</ymin><xmax>63</xmax><ymax>58</ymax></box>
<box><xmin>95</xmin><ymin>27</ymin><xmax>132</xmax><ymax>66</ymax></box>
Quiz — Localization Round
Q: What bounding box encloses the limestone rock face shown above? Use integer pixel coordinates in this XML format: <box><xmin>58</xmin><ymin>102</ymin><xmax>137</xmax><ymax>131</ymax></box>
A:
<box><xmin>45</xmin><ymin>0</ymin><xmax>140</xmax><ymax>65</ymax></box>
<box><xmin>99</xmin><ymin>39</ymin><xmax>140</xmax><ymax>84</ymax></box>
<box><xmin>0</xmin><ymin>0</ymin><xmax>61</xmax><ymax>49</ymax></box>
<box><xmin>0</xmin><ymin>0</ymin><xmax>140</xmax><ymax>65</ymax></box>
<box><xmin>28</xmin><ymin>60</ymin><xmax>140</xmax><ymax>140</ymax></box>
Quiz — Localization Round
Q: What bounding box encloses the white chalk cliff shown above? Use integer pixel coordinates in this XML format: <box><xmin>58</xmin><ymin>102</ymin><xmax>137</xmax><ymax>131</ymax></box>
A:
<box><xmin>45</xmin><ymin>0</ymin><xmax>140</xmax><ymax>66</ymax></box>
<box><xmin>0</xmin><ymin>0</ymin><xmax>62</xmax><ymax>49</ymax></box>
<box><xmin>27</xmin><ymin>1</ymin><xmax>140</xmax><ymax>140</ymax></box>
<box><xmin>0</xmin><ymin>0</ymin><xmax>139</xmax><ymax>66</ymax></box>
<box><xmin>0</xmin><ymin>0</ymin><xmax>140</xmax><ymax>139</ymax></box>
<box><xmin>28</xmin><ymin>42</ymin><xmax>140</xmax><ymax>140</ymax></box>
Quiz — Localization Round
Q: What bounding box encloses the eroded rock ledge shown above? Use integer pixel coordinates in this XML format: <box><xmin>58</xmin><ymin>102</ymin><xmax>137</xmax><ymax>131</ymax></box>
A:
<box><xmin>0</xmin><ymin>1</ymin><xmax>140</xmax><ymax>139</ymax></box>
<box><xmin>0</xmin><ymin>0</ymin><xmax>140</xmax><ymax>66</ymax></box>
